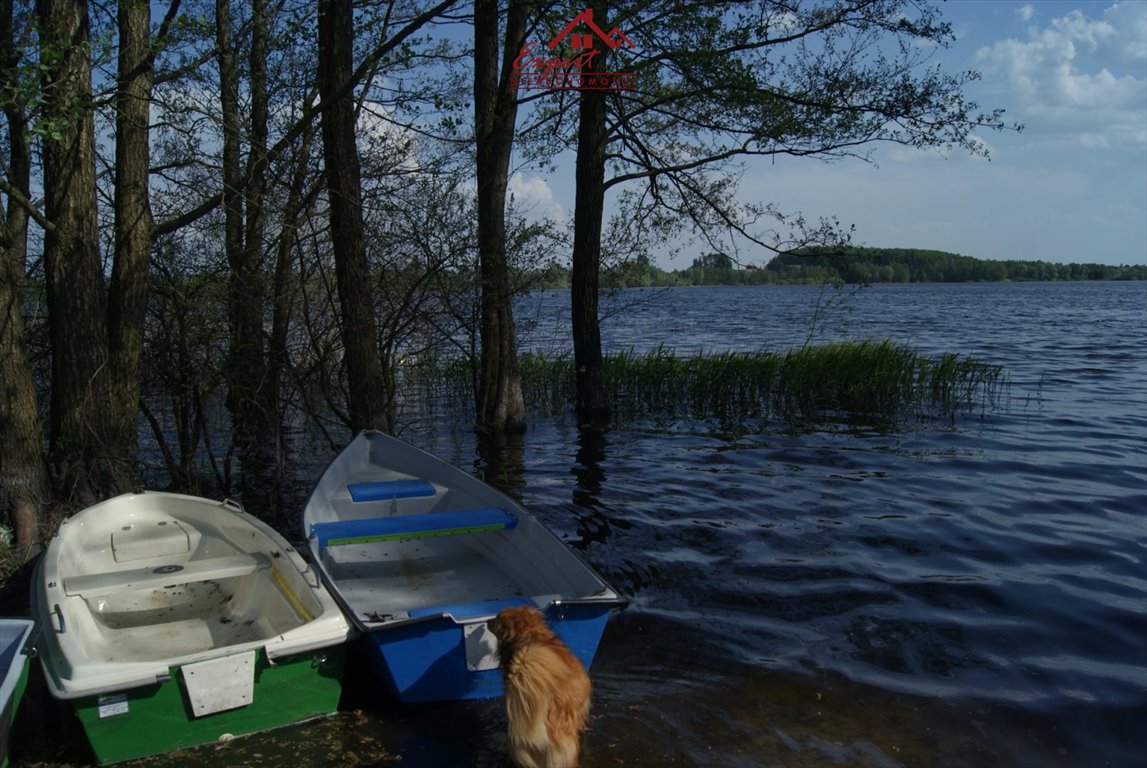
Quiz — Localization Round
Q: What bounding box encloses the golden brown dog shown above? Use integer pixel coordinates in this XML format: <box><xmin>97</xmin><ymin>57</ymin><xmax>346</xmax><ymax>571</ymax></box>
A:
<box><xmin>487</xmin><ymin>605</ymin><xmax>591</xmax><ymax>768</ymax></box>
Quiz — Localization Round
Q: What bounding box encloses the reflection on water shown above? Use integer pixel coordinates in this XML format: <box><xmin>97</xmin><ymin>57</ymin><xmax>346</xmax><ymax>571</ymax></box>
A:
<box><xmin>12</xmin><ymin>283</ymin><xmax>1146</xmax><ymax>767</ymax></box>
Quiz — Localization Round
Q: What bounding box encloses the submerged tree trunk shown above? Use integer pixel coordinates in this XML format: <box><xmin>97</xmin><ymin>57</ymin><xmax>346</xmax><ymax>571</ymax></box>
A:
<box><xmin>570</xmin><ymin>0</ymin><xmax>611</xmax><ymax>430</ymax></box>
<box><xmin>318</xmin><ymin>0</ymin><xmax>390</xmax><ymax>434</ymax></box>
<box><xmin>473</xmin><ymin>0</ymin><xmax>527</xmax><ymax>434</ymax></box>
<box><xmin>0</xmin><ymin>0</ymin><xmax>46</xmax><ymax>552</ymax></box>
<box><xmin>38</xmin><ymin>0</ymin><xmax>123</xmax><ymax>500</ymax></box>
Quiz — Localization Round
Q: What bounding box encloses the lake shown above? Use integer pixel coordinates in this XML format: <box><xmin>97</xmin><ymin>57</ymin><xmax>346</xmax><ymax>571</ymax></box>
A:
<box><xmin>13</xmin><ymin>282</ymin><xmax>1146</xmax><ymax>767</ymax></box>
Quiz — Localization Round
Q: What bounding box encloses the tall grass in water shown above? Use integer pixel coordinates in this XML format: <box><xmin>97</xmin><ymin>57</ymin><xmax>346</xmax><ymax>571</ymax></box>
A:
<box><xmin>512</xmin><ymin>340</ymin><xmax>1005</xmax><ymax>425</ymax></box>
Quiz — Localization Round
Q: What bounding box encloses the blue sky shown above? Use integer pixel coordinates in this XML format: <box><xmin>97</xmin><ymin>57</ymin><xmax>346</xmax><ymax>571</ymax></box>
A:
<box><xmin>508</xmin><ymin>1</ymin><xmax>1147</xmax><ymax>268</ymax></box>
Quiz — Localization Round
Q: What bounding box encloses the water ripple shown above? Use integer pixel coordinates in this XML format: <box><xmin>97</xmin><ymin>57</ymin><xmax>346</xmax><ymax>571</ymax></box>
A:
<box><xmin>460</xmin><ymin>283</ymin><xmax>1147</xmax><ymax>765</ymax></box>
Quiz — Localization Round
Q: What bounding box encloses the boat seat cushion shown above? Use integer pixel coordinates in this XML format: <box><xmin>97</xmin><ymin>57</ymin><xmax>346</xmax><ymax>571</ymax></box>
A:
<box><xmin>311</xmin><ymin>507</ymin><xmax>517</xmax><ymax>547</ymax></box>
<box><xmin>64</xmin><ymin>553</ymin><xmax>271</xmax><ymax>599</ymax></box>
<box><xmin>347</xmin><ymin>479</ymin><xmax>436</xmax><ymax>502</ymax></box>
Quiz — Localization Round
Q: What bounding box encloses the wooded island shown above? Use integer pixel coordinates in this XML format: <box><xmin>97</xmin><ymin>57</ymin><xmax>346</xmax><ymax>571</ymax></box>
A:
<box><xmin>536</xmin><ymin>248</ymin><xmax>1147</xmax><ymax>288</ymax></box>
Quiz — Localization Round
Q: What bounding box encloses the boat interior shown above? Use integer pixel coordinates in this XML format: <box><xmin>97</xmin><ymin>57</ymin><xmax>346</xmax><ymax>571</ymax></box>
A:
<box><xmin>53</xmin><ymin>500</ymin><xmax>323</xmax><ymax>663</ymax></box>
<box><xmin>310</xmin><ymin>473</ymin><xmax>608</xmax><ymax>626</ymax></box>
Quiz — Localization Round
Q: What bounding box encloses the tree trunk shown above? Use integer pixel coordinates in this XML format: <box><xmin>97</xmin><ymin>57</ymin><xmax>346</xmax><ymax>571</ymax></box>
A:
<box><xmin>217</xmin><ymin>0</ymin><xmax>274</xmax><ymax>503</ymax></box>
<box><xmin>473</xmin><ymin>0</ymin><xmax>527</xmax><ymax>434</ymax></box>
<box><xmin>107</xmin><ymin>0</ymin><xmax>154</xmax><ymax>482</ymax></box>
<box><xmin>38</xmin><ymin>0</ymin><xmax>121</xmax><ymax>501</ymax></box>
<box><xmin>571</xmin><ymin>0</ymin><xmax>611</xmax><ymax>430</ymax></box>
<box><xmin>241</xmin><ymin>0</ymin><xmax>276</xmax><ymax>511</ymax></box>
<box><xmin>318</xmin><ymin>0</ymin><xmax>389</xmax><ymax>434</ymax></box>
<box><xmin>263</xmin><ymin>124</ymin><xmax>315</xmax><ymax>523</ymax></box>
<box><xmin>0</xmin><ymin>0</ymin><xmax>46</xmax><ymax>553</ymax></box>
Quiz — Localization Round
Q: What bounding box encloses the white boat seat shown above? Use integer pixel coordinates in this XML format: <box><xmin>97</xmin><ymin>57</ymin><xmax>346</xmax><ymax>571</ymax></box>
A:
<box><xmin>347</xmin><ymin>479</ymin><xmax>435</xmax><ymax>502</ymax></box>
<box><xmin>63</xmin><ymin>553</ymin><xmax>271</xmax><ymax>599</ymax></box>
<box><xmin>311</xmin><ymin>507</ymin><xmax>518</xmax><ymax>547</ymax></box>
<box><xmin>111</xmin><ymin>518</ymin><xmax>197</xmax><ymax>563</ymax></box>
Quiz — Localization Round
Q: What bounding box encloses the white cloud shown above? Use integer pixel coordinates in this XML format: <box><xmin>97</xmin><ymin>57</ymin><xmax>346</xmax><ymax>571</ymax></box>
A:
<box><xmin>508</xmin><ymin>172</ymin><xmax>567</xmax><ymax>223</ymax></box>
<box><xmin>355</xmin><ymin>101</ymin><xmax>422</xmax><ymax>171</ymax></box>
<box><xmin>1104</xmin><ymin>1</ymin><xmax>1147</xmax><ymax>60</ymax></box>
<box><xmin>975</xmin><ymin>2</ymin><xmax>1147</xmax><ymax>148</ymax></box>
<box><xmin>1050</xmin><ymin>8</ymin><xmax>1118</xmax><ymax>53</ymax></box>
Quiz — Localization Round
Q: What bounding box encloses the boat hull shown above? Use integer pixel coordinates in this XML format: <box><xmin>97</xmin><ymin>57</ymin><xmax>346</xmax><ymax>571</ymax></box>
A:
<box><xmin>69</xmin><ymin>647</ymin><xmax>344</xmax><ymax>765</ymax></box>
<box><xmin>365</xmin><ymin>601</ymin><xmax>613</xmax><ymax>703</ymax></box>
<box><xmin>1</xmin><ymin>619</ymin><xmax>37</xmax><ymax>768</ymax></box>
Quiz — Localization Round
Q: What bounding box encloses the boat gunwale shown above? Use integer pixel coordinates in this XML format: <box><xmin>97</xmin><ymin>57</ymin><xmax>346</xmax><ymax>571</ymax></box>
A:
<box><xmin>0</xmin><ymin>618</ymin><xmax>37</xmax><ymax>700</ymax></box>
<box><xmin>339</xmin><ymin>590</ymin><xmax>628</xmax><ymax>633</ymax></box>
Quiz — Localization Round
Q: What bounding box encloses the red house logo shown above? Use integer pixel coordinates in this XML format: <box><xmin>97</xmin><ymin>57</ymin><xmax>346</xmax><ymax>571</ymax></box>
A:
<box><xmin>549</xmin><ymin>8</ymin><xmax>635</xmax><ymax>51</ymax></box>
<box><xmin>511</xmin><ymin>8</ymin><xmax>636</xmax><ymax>91</ymax></box>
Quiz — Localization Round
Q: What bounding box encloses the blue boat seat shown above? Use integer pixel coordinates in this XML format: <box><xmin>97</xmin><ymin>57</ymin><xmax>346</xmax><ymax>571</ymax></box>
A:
<box><xmin>63</xmin><ymin>552</ymin><xmax>271</xmax><ymax>599</ymax></box>
<box><xmin>311</xmin><ymin>507</ymin><xmax>518</xmax><ymax>547</ymax></box>
<box><xmin>347</xmin><ymin>479</ymin><xmax>436</xmax><ymax>502</ymax></box>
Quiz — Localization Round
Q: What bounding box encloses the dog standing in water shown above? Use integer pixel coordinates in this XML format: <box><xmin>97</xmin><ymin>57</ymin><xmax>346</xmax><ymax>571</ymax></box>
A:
<box><xmin>487</xmin><ymin>605</ymin><xmax>591</xmax><ymax>768</ymax></box>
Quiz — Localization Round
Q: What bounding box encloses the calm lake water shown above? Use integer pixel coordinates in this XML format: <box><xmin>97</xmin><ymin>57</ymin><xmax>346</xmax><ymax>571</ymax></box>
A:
<box><xmin>13</xmin><ymin>282</ymin><xmax>1146</xmax><ymax>767</ymax></box>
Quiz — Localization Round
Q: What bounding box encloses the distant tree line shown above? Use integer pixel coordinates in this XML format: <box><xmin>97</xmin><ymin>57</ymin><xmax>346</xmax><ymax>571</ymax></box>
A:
<box><xmin>765</xmin><ymin>247</ymin><xmax>1147</xmax><ymax>283</ymax></box>
<box><xmin>537</xmin><ymin>248</ymin><xmax>1146</xmax><ymax>288</ymax></box>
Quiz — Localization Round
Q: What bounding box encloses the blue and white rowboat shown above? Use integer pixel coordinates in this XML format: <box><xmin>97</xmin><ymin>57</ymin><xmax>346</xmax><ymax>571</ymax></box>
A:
<box><xmin>303</xmin><ymin>430</ymin><xmax>624</xmax><ymax>703</ymax></box>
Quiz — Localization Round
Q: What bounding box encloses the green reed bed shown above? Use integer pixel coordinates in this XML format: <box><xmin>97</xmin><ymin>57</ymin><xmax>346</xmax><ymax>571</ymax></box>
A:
<box><xmin>514</xmin><ymin>340</ymin><xmax>1005</xmax><ymax>424</ymax></box>
<box><xmin>413</xmin><ymin>340</ymin><xmax>1005</xmax><ymax>425</ymax></box>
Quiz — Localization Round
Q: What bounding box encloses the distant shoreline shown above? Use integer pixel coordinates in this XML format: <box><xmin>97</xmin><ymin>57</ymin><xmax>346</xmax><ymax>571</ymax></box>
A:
<box><xmin>527</xmin><ymin>247</ymin><xmax>1146</xmax><ymax>289</ymax></box>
